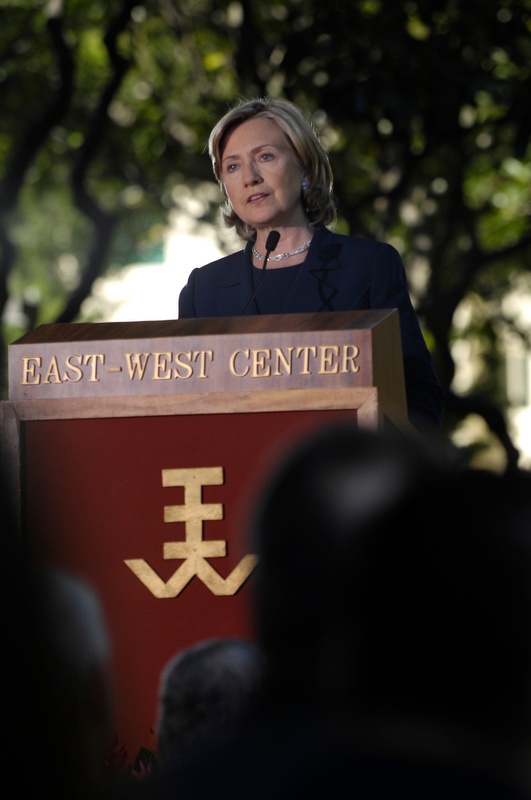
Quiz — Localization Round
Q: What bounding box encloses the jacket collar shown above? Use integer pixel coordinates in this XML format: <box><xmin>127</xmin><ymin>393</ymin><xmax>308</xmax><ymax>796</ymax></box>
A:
<box><xmin>283</xmin><ymin>226</ymin><xmax>341</xmax><ymax>313</ymax></box>
<box><xmin>227</xmin><ymin>227</ymin><xmax>341</xmax><ymax>315</ymax></box>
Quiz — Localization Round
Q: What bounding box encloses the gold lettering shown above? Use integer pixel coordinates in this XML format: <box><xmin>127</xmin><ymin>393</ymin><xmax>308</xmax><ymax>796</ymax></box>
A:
<box><xmin>174</xmin><ymin>352</ymin><xmax>193</xmax><ymax>379</ymax></box>
<box><xmin>194</xmin><ymin>350</ymin><xmax>213</xmax><ymax>379</ymax></box>
<box><xmin>84</xmin><ymin>353</ymin><xmax>104</xmax><ymax>382</ymax></box>
<box><xmin>271</xmin><ymin>347</ymin><xmax>294</xmax><ymax>376</ymax></box>
<box><xmin>43</xmin><ymin>356</ymin><xmax>62</xmax><ymax>384</ymax></box>
<box><xmin>125</xmin><ymin>353</ymin><xmax>151</xmax><ymax>380</ymax></box>
<box><xmin>63</xmin><ymin>355</ymin><xmax>83</xmax><ymax>382</ymax></box>
<box><xmin>229</xmin><ymin>349</ymin><xmax>250</xmax><ymax>377</ymax></box>
<box><xmin>124</xmin><ymin>465</ymin><xmax>258</xmax><ymax>598</ymax></box>
<box><xmin>251</xmin><ymin>349</ymin><xmax>271</xmax><ymax>378</ymax></box>
<box><xmin>296</xmin><ymin>346</ymin><xmax>317</xmax><ymax>375</ymax></box>
<box><xmin>152</xmin><ymin>352</ymin><xmax>172</xmax><ymax>380</ymax></box>
<box><xmin>124</xmin><ymin>555</ymin><xmax>258</xmax><ymax>599</ymax></box>
<box><xmin>162</xmin><ymin>466</ymin><xmax>224</xmax><ymax>527</ymax></box>
<box><xmin>21</xmin><ymin>357</ymin><xmax>41</xmax><ymax>385</ymax></box>
<box><xmin>342</xmin><ymin>344</ymin><xmax>360</xmax><ymax>373</ymax></box>
<box><xmin>319</xmin><ymin>345</ymin><xmax>340</xmax><ymax>375</ymax></box>
<box><xmin>229</xmin><ymin>344</ymin><xmax>358</xmax><ymax>379</ymax></box>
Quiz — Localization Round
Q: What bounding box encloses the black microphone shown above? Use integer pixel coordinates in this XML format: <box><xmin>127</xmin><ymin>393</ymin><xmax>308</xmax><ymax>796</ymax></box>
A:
<box><xmin>241</xmin><ymin>230</ymin><xmax>281</xmax><ymax>315</ymax></box>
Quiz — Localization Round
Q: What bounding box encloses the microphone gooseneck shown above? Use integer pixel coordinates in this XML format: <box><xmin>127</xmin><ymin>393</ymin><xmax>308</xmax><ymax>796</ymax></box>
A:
<box><xmin>241</xmin><ymin>230</ymin><xmax>280</xmax><ymax>315</ymax></box>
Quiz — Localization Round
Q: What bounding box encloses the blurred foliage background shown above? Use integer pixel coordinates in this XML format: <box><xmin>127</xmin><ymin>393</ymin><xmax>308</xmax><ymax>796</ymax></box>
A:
<box><xmin>1</xmin><ymin>0</ymin><xmax>530</xmax><ymax>470</ymax></box>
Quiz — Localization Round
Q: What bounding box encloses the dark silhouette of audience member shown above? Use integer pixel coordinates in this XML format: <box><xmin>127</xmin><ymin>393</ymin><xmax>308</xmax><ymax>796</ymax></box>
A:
<box><xmin>155</xmin><ymin>638</ymin><xmax>264</xmax><ymax>768</ymax></box>
<box><xmin>251</xmin><ymin>422</ymin><xmax>451</xmax><ymax>711</ymax></box>
<box><xmin>128</xmin><ymin>422</ymin><xmax>531</xmax><ymax>799</ymax></box>
<box><xmin>1</xmin><ymin>454</ymin><xmax>126</xmax><ymax>799</ymax></box>
<box><xmin>1</xmin><ymin>454</ymin><xmax>148</xmax><ymax>800</ymax></box>
<box><xmin>21</xmin><ymin>564</ymin><xmax>127</xmax><ymax>800</ymax></box>
<box><xmin>2</xmin><ymin>468</ymin><xmax>34</xmax><ymax>791</ymax></box>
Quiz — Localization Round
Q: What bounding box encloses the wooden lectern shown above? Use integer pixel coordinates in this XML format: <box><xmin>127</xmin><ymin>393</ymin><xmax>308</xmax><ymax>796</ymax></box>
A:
<box><xmin>1</xmin><ymin>309</ymin><xmax>408</xmax><ymax>765</ymax></box>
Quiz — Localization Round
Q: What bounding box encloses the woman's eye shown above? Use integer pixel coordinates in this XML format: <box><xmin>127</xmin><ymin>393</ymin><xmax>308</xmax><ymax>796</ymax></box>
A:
<box><xmin>226</xmin><ymin>163</ymin><xmax>238</xmax><ymax>172</ymax></box>
<box><xmin>260</xmin><ymin>152</ymin><xmax>274</xmax><ymax>161</ymax></box>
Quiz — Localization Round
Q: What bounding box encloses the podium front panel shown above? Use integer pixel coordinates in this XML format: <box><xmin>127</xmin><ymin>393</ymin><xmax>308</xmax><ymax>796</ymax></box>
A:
<box><xmin>22</xmin><ymin>407</ymin><xmax>355</xmax><ymax>763</ymax></box>
<box><xmin>4</xmin><ymin>311</ymin><xmax>408</xmax><ymax>766</ymax></box>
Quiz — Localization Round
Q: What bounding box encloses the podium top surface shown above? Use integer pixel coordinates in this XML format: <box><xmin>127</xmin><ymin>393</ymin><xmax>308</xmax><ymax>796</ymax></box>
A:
<box><xmin>12</xmin><ymin>309</ymin><xmax>397</xmax><ymax>345</ymax></box>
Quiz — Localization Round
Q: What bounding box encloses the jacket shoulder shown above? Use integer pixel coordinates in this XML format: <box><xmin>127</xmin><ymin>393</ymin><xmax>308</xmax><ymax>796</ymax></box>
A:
<box><xmin>313</xmin><ymin>228</ymin><xmax>401</xmax><ymax>267</ymax></box>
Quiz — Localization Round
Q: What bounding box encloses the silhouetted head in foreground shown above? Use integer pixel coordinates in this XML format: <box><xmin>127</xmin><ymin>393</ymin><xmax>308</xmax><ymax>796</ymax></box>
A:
<box><xmin>250</xmin><ymin>422</ymin><xmax>531</xmax><ymax>785</ymax></box>
<box><xmin>156</xmin><ymin>638</ymin><xmax>264</xmax><ymax>767</ymax></box>
<box><xmin>251</xmin><ymin>423</ymin><xmax>449</xmax><ymax>702</ymax></box>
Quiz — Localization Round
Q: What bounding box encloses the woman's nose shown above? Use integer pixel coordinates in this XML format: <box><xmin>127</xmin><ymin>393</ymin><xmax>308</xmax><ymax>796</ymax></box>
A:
<box><xmin>243</xmin><ymin>161</ymin><xmax>262</xmax><ymax>186</ymax></box>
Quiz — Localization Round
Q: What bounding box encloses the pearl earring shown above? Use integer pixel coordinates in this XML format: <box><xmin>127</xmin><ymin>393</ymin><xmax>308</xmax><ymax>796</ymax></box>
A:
<box><xmin>301</xmin><ymin>181</ymin><xmax>309</xmax><ymax>190</ymax></box>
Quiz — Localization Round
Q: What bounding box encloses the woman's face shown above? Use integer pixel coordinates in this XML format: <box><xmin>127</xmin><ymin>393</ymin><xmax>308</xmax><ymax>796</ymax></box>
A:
<box><xmin>220</xmin><ymin>116</ymin><xmax>307</xmax><ymax>231</ymax></box>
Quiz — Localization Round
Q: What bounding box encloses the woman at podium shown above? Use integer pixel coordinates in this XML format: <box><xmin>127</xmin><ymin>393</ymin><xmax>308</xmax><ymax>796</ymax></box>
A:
<box><xmin>178</xmin><ymin>97</ymin><xmax>444</xmax><ymax>431</ymax></box>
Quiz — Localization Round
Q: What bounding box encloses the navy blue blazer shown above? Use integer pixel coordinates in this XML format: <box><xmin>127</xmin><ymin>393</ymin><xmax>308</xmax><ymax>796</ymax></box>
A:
<box><xmin>178</xmin><ymin>226</ymin><xmax>444</xmax><ymax>429</ymax></box>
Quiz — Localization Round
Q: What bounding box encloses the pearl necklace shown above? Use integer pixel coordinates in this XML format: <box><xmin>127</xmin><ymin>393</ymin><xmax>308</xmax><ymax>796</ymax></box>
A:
<box><xmin>252</xmin><ymin>239</ymin><xmax>312</xmax><ymax>262</ymax></box>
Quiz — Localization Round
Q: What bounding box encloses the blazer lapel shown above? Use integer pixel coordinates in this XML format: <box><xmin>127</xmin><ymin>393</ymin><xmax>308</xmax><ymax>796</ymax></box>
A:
<box><xmin>218</xmin><ymin>245</ymin><xmax>257</xmax><ymax>316</ymax></box>
<box><xmin>282</xmin><ymin>227</ymin><xmax>341</xmax><ymax>313</ymax></box>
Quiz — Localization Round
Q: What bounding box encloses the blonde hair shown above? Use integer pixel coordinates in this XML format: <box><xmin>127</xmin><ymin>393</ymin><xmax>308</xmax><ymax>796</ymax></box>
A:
<box><xmin>208</xmin><ymin>97</ymin><xmax>336</xmax><ymax>241</ymax></box>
